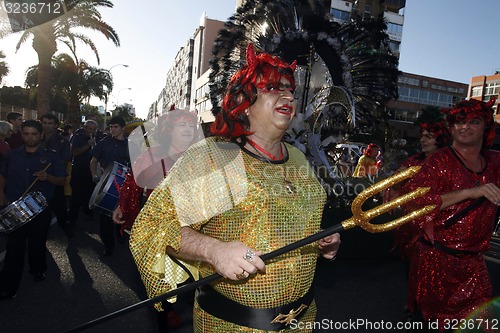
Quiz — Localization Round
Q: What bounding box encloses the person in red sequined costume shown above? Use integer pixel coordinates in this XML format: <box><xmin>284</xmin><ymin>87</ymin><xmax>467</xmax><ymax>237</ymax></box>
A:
<box><xmin>393</xmin><ymin>109</ymin><xmax>452</xmax><ymax>261</ymax></box>
<box><xmin>112</xmin><ymin>109</ymin><xmax>199</xmax><ymax>232</ymax></box>
<box><xmin>112</xmin><ymin>109</ymin><xmax>199</xmax><ymax>332</ymax></box>
<box><xmin>401</xmin><ymin>115</ymin><xmax>451</xmax><ymax>170</ymax></box>
<box><xmin>401</xmin><ymin>98</ymin><xmax>500</xmax><ymax>331</ymax></box>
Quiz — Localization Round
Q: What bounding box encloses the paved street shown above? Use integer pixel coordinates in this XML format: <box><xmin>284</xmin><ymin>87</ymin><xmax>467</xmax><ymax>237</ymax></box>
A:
<box><xmin>1</xmin><ymin>213</ymin><xmax>499</xmax><ymax>333</ymax></box>
<box><xmin>0</xmin><ymin>217</ymin><xmax>159</xmax><ymax>333</ymax></box>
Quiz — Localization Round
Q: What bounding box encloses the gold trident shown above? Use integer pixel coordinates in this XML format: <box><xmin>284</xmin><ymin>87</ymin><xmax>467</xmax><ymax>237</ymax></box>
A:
<box><xmin>341</xmin><ymin>165</ymin><xmax>435</xmax><ymax>233</ymax></box>
<box><xmin>257</xmin><ymin>165</ymin><xmax>435</xmax><ymax>263</ymax></box>
<box><xmin>264</xmin><ymin>167</ymin><xmax>434</xmax><ymax>327</ymax></box>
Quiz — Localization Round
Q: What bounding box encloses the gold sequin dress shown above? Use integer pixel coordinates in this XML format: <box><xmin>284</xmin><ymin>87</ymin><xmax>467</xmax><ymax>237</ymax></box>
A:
<box><xmin>130</xmin><ymin>137</ymin><xmax>327</xmax><ymax>332</ymax></box>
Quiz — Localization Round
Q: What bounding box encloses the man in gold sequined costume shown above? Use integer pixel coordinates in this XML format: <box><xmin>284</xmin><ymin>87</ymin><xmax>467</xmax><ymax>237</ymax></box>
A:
<box><xmin>352</xmin><ymin>143</ymin><xmax>380</xmax><ymax>178</ymax></box>
<box><xmin>129</xmin><ymin>44</ymin><xmax>341</xmax><ymax>332</ymax></box>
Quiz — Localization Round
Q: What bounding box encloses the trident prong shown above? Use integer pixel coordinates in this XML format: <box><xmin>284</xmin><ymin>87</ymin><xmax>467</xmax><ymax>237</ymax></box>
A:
<box><xmin>341</xmin><ymin>166</ymin><xmax>435</xmax><ymax>233</ymax></box>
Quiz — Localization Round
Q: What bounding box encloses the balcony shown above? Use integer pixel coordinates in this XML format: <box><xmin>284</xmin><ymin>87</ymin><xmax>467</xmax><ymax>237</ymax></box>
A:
<box><xmin>379</xmin><ymin>0</ymin><xmax>406</xmax><ymax>11</ymax></box>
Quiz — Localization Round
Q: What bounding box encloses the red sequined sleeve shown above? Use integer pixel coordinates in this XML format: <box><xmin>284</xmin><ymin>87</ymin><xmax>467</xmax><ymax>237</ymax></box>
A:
<box><xmin>400</xmin><ymin>152</ymin><xmax>445</xmax><ymax>242</ymax></box>
<box><xmin>118</xmin><ymin>170</ymin><xmax>143</xmax><ymax>231</ymax></box>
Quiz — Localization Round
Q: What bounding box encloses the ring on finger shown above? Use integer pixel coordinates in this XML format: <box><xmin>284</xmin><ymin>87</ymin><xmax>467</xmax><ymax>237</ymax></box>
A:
<box><xmin>236</xmin><ymin>269</ymin><xmax>246</xmax><ymax>279</ymax></box>
<box><xmin>244</xmin><ymin>249</ymin><xmax>255</xmax><ymax>262</ymax></box>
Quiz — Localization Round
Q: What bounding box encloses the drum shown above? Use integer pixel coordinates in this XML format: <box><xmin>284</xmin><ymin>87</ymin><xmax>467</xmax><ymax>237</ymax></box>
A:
<box><xmin>89</xmin><ymin>162</ymin><xmax>130</xmax><ymax>217</ymax></box>
<box><xmin>0</xmin><ymin>191</ymin><xmax>48</xmax><ymax>233</ymax></box>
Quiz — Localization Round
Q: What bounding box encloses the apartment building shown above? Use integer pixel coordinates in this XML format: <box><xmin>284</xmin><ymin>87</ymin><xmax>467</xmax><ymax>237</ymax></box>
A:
<box><xmin>164</xmin><ymin>39</ymin><xmax>195</xmax><ymax>112</ymax></box>
<box><xmin>147</xmin><ymin>39</ymin><xmax>194</xmax><ymax>120</ymax></box>
<box><xmin>386</xmin><ymin>72</ymin><xmax>468</xmax><ymax>137</ymax></box>
<box><xmin>330</xmin><ymin>0</ymin><xmax>405</xmax><ymax>57</ymax></box>
<box><xmin>468</xmin><ymin>72</ymin><xmax>500</xmax><ymax>124</ymax></box>
<box><xmin>190</xmin><ymin>15</ymin><xmax>226</xmax><ymax>122</ymax></box>
<box><xmin>147</xmin><ymin>13</ymin><xmax>226</xmax><ymax>122</ymax></box>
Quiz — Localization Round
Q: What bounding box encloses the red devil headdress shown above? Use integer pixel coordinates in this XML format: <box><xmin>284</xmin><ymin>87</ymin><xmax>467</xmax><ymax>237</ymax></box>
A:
<box><xmin>210</xmin><ymin>43</ymin><xmax>297</xmax><ymax>138</ymax></box>
<box><xmin>441</xmin><ymin>98</ymin><xmax>496</xmax><ymax>147</ymax></box>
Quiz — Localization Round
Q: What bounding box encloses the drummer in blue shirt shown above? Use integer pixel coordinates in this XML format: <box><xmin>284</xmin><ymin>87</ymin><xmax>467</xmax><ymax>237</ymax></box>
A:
<box><xmin>0</xmin><ymin>119</ymin><xmax>67</xmax><ymax>300</ymax></box>
<box><xmin>40</xmin><ymin>113</ymin><xmax>72</xmax><ymax>235</ymax></box>
<box><xmin>68</xmin><ymin>119</ymin><xmax>105</xmax><ymax>225</ymax></box>
<box><xmin>89</xmin><ymin>116</ymin><xmax>130</xmax><ymax>257</ymax></box>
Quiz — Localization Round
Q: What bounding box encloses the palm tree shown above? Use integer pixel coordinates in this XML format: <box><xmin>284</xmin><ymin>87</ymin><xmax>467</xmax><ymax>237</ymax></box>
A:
<box><xmin>10</xmin><ymin>0</ymin><xmax>119</xmax><ymax>116</ymax></box>
<box><xmin>26</xmin><ymin>53</ymin><xmax>113</xmax><ymax>125</ymax></box>
<box><xmin>0</xmin><ymin>51</ymin><xmax>9</xmax><ymax>84</ymax></box>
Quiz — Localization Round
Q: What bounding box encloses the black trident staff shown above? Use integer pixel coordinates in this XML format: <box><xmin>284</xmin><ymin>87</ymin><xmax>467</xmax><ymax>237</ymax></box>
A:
<box><xmin>65</xmin><ymin>166</ymin><xmax>435</xmax><ymax>333</ymax></box>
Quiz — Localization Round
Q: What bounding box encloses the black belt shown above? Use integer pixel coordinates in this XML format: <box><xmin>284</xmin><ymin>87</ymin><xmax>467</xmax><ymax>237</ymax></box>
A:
<box><xmin>197</xmin><ymin>284</ymin><xmax>314</xmax><ymax>331</ymax></box>
<box><xmin>418</xmin><ymin>237</ymin><xmax>479</xmax><ymax>257</ymax></box>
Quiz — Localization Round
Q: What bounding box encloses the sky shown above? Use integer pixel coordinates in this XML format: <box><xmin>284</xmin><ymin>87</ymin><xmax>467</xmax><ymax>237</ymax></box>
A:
<box><xmin>398</xmin><ymin>0</ymin><xmax>500</xmax><ymax>82</ymax></box>
<box><xmin>1</xmin><ymin>0</ymin><xmax>499</xmax><ymax>120</ymax></box>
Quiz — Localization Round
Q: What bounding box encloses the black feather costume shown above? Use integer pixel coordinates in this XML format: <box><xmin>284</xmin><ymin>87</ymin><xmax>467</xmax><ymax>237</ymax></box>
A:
<box><xmin>209</xmin><ymin>0</ymin><xmax>399</xmax><ymax>193</ymax></box>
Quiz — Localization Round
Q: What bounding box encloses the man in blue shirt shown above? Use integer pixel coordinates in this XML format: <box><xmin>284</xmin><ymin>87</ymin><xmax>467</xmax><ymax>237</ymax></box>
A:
<box><xmin>0</xmin><ymin>120</ymin><xmax>67</xmax><ymax>300</ymax></box>
<box><xmin>68</xmin><ymin>120</ymin><xmax>104</xmax><ymax>224</ymax></box>
<box><xmin>40</xmin><ymin>113</ymin><xmax>71</xmax><ymax>235</ymax></box>
<box><xmin>90</xmin><ymin>116</ymin><xmax>130</xmax><ymax>257</ymax></box>
<box><xmin>5</xmin><ymin>112</ymin><xmax>24</xmax><ymax>149</ymax></box>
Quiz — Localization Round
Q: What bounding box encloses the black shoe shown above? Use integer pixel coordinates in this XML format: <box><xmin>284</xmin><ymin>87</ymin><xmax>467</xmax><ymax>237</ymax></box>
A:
<box><xmin>102</xmin><ymin>249</ymin><xmax>113</xmax><ymax>257</ymax></box>
<box><xmin>0</xmin><ymin>290</ymin><xmax>16</xmax><ymax>300</ymax></box>
<box><xmin>33</xmin><ymin>272</ymin><xmax>46</xmax><ymax>282</ymax></box>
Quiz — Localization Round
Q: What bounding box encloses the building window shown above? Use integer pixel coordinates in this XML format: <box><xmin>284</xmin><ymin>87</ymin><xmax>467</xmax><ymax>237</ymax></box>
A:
<box><xmin>387</xmin><ymin>22</ymin><xmax>403</xmax><ymax>35</ymax></box>
<box><xmin>485</xmin><ymin>82</ymin><xmax>500</xmax><ymax>97</ymax></box>
<box><xmin>364</xmin><ymin>5</ymin><xmax>371</xmax><ymax>16</ymax></box>
<box><xmin>398</xmin><ymin>87</ymin><xmax>456</xmax><ymax>107</ymax></box>
<box><xmin>398</xmin><ymin>76</ymin><xmax>420</xmax><ymax>86</ymax></box>
<box><xmin>430</xmin><ymin>84</ymin><xmax>461</xmax><ymax>94</ymax></box>
<box><xmin>331</xmin><ymin>9</ymin><xmax>350</xmax><ymax>21</ymax></box>
<box><xmin>409</xmin><ymin>88</ymin><xmax>419</xmax><ymax>101</ymax></box>
<box><xmin>428</xmin><ymin>92</ymin><xmax>439</xmax><ymax>103</ymax></box>
<box><xmin>388</xmin><ymin>41</ymin><xmax>400</xmax><ymax>54</ymax></box>
<box><xmin>393</xmin><ymin>109</ymin><xmax>419</xmax><ymax>122</ymax></box>
<box><xmin>452</xmin><ymin>95</ymin><xmax>462</xmax><ymax>105</ymax></box>
<box><xmin>471</xmin><ymin>86</ymin><xmax>482</xmax><ymax>97</ymax></box>
<box><xmin>419</xmin><ymin>90</ymin><xmax>429</xmax><ymax>101</ymax></box>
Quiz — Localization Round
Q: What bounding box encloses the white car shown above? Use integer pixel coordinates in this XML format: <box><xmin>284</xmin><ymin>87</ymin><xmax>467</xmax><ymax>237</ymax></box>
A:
<box><xmin>334</xmin><ymin>143</ymin><xmax>366</xmax><ymax>160</ymax></box>
<box><xmin>325</xmin><ymin>142</ymin><xmax>367</xmax><ymax>177</ymax></box>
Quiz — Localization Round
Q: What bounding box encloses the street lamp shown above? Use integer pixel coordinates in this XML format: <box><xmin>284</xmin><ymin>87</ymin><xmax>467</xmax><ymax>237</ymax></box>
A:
<box><xmin>104</xmin><ymin>64</ymin><xmax>129</xmax><ymax>130</ymax></box>
<box><xmin>116</xmin><ymin>87</ymin><xmax>132</xmax><ymax>108</ymax></box>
